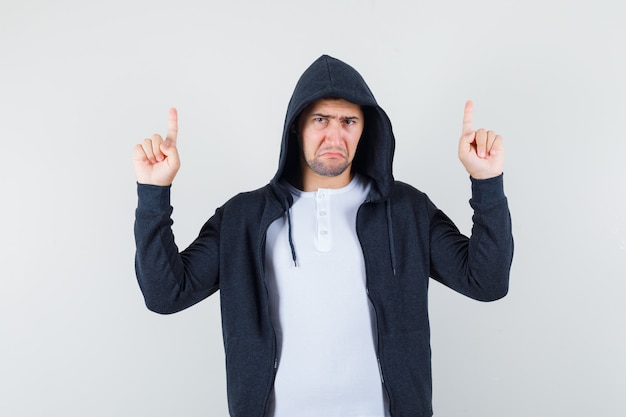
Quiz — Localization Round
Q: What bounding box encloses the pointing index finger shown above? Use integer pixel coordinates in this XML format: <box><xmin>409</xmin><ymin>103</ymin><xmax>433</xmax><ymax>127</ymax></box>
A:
<box><xmin>462</xmin><ymin>100</ymin><xmax>474</xmax><ymax>136</ymax></box>
<box><xmin>165</xmin><ymin>107</ymin><xmax>178</xmax><ymax>146</ymax></box>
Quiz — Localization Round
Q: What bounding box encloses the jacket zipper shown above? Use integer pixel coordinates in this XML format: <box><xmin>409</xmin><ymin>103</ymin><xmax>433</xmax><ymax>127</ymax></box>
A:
<box><xmin>358</xmin><ymin>203</ymin><xmax>394</xmax><ymax>416</ymax></box>
<box><xmin>259</xmin><ymin>221</ymin><xmax>280</xmax><ymax>417</ymax></box>
<box><xmin>366</xmin><ymin>286</ymin><xmax>393</xmax><ymax>416</ymax></box>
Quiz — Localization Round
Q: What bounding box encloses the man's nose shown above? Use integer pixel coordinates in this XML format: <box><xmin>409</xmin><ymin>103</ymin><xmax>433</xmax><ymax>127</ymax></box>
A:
<box><xmin>324</xmin><ymin>122</ymin><xmax>342</xmax><ymax>145</ymax></box>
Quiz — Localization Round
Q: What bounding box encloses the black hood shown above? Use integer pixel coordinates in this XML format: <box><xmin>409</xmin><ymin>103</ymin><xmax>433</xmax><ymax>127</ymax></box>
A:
<box><xmin>270</xmin><ymin>55</ymin><xmax>396</xmax><ymax>204</ymax></box>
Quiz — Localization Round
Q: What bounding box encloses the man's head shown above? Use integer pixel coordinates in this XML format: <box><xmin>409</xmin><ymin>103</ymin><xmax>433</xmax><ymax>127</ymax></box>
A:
<box><xmin>274</xmin><ymin>55</ymin><xmax>395</xmax><ymax>198</ymax></box>
<box><xmin>294</xmin><ymin>98</ymin><xmax>364</xmax><ymax>190</ymax></box>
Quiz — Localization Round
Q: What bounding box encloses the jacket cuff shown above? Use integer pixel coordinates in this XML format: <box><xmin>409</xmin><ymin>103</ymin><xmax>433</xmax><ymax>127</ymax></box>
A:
<box><xmin>470</xmin><ymin>174</ymin><xmax>506</xmax><ymax>204</ymax></box>
<box><xmin>136</xmin><ymin>183</ymin><xmax>172</xmax><ymax>212</ymax></box>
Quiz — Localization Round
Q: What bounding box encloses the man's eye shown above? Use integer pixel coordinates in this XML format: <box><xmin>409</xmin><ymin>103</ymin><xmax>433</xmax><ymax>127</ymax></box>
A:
<box><xmin>314</xmin><ymin>117</ymin><xmax>326</xmax><ymax>123</ymax></box>
<box><xmin>344</xmin><ymin>119</ymin><xmax>355</xmax><ymax>125</ymax></box>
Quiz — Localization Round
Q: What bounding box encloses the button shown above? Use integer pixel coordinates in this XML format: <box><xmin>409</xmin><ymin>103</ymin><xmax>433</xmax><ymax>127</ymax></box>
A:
<box><xmin>320</xmin><ymin>230</ymin><xmax>328</xmax><ymax>236</ymax></box>
<box><xmin>319</xmin><ymin>211</ymin><xmax>327</xmax><ymax>216</ymax></box>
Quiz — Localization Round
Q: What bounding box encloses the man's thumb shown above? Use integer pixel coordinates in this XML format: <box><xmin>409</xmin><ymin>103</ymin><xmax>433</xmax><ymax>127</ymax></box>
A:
<box><xmin>160</xmin><ymin>141</ymin><xmax>179</xmax><ymax>159</ymax></box>
<box><xmin>160</xmin><ymin>143</ymin><xmax>181</xmax><ymax>171</ymax></box>
<box><xmin>161</xmin><ymin>139</ymin><xmax>175</xmax><ymax>153</ymax></box>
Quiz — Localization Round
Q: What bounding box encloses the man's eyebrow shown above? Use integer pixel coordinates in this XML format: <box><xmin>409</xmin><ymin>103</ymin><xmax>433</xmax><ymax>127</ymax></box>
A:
<box><xmin>311</xmin><ymin>113</ymin><xmax>361</xmax><ymax>120</ymax></box>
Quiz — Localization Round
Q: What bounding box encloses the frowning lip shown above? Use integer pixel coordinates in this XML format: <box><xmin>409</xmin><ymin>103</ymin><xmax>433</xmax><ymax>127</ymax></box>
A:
<box><xmin>318</xmin><ymin>149</ymin><xmax>347</xmax><ymax>158</ymax></box>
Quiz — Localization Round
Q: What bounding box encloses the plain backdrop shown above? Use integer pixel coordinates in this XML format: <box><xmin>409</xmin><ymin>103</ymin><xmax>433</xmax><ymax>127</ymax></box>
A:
<box><xmin>1</xmin><ymin>0</ymin><xmax>625</xmax><ymax>416</ymax></box>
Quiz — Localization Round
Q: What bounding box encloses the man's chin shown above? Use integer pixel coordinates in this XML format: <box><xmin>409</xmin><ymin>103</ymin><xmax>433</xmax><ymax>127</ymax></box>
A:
<box><xmin>309</xmin><ymin>161</ymin><xmax>350</xmax><ymax>177</ymax></box>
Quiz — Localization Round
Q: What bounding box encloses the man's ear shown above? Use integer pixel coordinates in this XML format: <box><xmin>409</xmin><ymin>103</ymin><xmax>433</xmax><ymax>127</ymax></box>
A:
<box><xmin>291</xmin><ymin>114</ymin><xmax>302</xmax><ymax>135</ymax></box>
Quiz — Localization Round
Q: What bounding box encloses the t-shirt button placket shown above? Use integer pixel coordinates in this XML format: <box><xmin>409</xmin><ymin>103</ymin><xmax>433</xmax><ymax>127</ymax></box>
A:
<box><xmin>316</xmin><ymin>191</ymin><xmax>331</xmax><ymax>251</ymax></box>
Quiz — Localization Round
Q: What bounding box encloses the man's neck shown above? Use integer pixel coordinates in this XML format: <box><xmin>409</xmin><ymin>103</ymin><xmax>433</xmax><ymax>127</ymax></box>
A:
<box><xmin>296</xmin><ymin>170</ymin><xmax>354</xmax><ymax>192</ymax></box>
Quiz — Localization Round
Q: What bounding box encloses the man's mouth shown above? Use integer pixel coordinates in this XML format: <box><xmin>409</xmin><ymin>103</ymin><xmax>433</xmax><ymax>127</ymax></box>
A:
<box><xmin>318</xmin><ymin>149</ymin><xmax>346</xmax><ymax>159</ymax></box>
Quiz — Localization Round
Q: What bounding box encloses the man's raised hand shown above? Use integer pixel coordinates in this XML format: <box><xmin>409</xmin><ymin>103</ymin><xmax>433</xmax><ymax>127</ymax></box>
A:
<box><xmin>458</xmin><ymin>100</ymin><xmax>504</xmax><ymax>180</ymax></box>
<box><xmin>133</xmin><ymin>108</ymin><xmax>181</xmax><ymax>186</ymax></box>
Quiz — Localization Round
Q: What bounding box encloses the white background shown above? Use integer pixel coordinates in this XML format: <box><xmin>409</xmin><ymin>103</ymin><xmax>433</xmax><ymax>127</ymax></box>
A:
<box><xmin>1</xmin><ymin>0</ymin><xmax>625</xmax><ymax>416</ymax></box>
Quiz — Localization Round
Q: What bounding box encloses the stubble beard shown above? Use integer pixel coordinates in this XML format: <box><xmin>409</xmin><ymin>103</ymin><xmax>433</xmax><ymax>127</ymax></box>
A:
<box><xmin>307</xmin><ymin>156</ymin><xmax>351</xmax><ymax>177</ymax></box>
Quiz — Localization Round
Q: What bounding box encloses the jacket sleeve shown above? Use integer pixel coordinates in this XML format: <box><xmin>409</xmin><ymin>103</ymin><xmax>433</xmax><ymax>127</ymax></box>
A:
<box><xmin>429</xmin><ymin>174</ymin><xmax>513</xmax><ymax>301</ymax></box>
<box><xmin>134</xmin><ymin>183</ymin><xmax>220</xmax><ymax>314</ymax></box>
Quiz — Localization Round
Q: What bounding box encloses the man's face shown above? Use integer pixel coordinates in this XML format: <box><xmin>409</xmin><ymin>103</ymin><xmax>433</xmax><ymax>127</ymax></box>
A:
<box><xmin>297</xmin><ymin>98</ymin><xmax>364</xmax><ymax>179</ymax></box>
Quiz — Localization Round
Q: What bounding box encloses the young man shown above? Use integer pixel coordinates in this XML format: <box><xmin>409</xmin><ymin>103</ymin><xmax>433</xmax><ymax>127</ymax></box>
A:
<box><xmin>133</xmin><ymin>55</ymin><xmax>513</xmax><ymax>417</ymax></box>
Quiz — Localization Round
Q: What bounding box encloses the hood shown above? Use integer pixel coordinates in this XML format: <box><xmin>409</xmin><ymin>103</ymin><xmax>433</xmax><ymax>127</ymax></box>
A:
<box><xmin>270</xmin><ymin>55</ymin><xmax>396</xmax><ymax>204</ymax></box>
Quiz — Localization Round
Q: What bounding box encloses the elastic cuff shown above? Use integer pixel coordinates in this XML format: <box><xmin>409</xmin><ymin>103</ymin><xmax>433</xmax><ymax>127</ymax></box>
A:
<box><xmin>470</xmin><ymin>173</ymin><xmax>506</xmax><ymax>204</ymax></box>
<box><xmin>136</xmin><ymin>183</ymin><xmax>172</xmax><ymax>212</ymax></box>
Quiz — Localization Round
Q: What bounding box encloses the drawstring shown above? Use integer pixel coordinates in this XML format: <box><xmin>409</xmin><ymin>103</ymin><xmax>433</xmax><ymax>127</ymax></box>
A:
<box><xmin>386</xmin><ymin>199</ymin><xmax>397</xmax><ymax>276</ymax></box>
<box><xmin>286</xmin><ymin>208</ymin><xmax>298</xmax><ymax>267</ymax></box>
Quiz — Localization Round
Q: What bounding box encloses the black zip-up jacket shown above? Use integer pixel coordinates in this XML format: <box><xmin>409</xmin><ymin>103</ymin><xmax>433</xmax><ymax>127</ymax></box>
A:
<box><xmin>134</xmin><ymin>55</ymin><xmax>514</xmax><ymax>417</ymax></box>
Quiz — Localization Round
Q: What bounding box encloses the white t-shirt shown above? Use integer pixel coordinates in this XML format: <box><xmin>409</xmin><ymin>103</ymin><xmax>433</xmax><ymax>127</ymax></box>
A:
<box><xmin>264</xmin><ymin>175</ymin><xmax>390</xmax><ymax>417</ymax></box>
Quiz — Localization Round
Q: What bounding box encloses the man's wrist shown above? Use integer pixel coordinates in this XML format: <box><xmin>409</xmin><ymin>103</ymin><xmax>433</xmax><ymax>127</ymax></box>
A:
<box><xmin>136</xmin><ymin>182</ymin><xmax>172</xmax><ymax>212</ymax></box>
<box><xmin>470</xmin><ymin>173</ymin><xmax>506</xmax><ymax>204</ymax></box>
